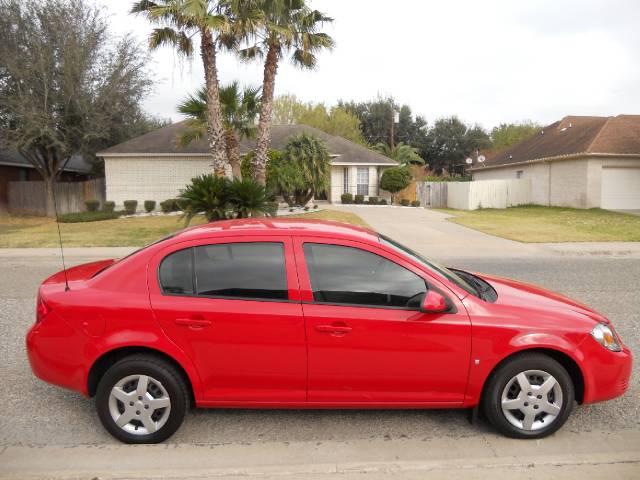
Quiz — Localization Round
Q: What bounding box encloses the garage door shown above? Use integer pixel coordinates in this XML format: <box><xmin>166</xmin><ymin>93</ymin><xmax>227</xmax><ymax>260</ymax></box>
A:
<box><xmin>601</xmin><ymin>167</ymin><xmax>640</xmax><ymax>209</ymax></box>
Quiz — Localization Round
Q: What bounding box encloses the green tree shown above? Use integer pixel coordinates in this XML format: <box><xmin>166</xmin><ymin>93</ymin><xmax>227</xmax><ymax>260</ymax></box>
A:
<box><xmin>339</xmin><ymin>96</ymin><xmax>428</xmax><ymax>151</ymax></box>
<box><xmin>236</xmin><ymin>0</ymin><xmax>334</xmax><ymax>186</ymax></box>
<box><xmin>375</xmin><ymin>142</ymin><xmax>425</xmax><ymax>166</ymax></box>
<box><xmin>0</xmin><ymin>0</ymin><xmax>152</xmax><ymax>217</ymax></box>
<box><xmin>132</xmin><ymin>0</ymin><xmax>231</xmax><ymax>176</ymax></box>
<box><xmin>491</xmin><ymin>121</ymin><xmax>541</xmax><ymax>151</ymax></box>
<box><xmin>227</xmin><ymin>178</ymin><xmax>277</xmax><ymax>218</ymax></box>
<box><xmin>272</xmin><ymin>94</ymin><xmax>365</xmax><ymax>144</ymax></box>
<box><xmin>422</xmin><ymin>116</ymin><xmax>491</xmax><ymax>174</ymax></box>
<box><xmin>178</xmin><ymin>82</ymin><xmax>261</xmax><ymax>179</ymax></box>
<box><xmin>380</xmin><ymin>167</ymin><xmax>412</xmax><ymax>204</ymax></box>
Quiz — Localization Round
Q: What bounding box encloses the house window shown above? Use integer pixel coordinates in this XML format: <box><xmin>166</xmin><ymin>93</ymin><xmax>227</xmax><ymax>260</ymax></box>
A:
<box><xmin>357</xmin><ymin>167</ymin><xmax>369</xmax><ymax>196</ymax></box>
<box><xmin>343</xmin><ymin>167</ymin><xmax>349</xmax><ymax>194</ymax></box>
<box><xmin>18</xmin><ymin>169</ymin><xmax>29</xmax><ymax>181</ymax></box>
<box><xmin>516</xmin><ymin>170</ymin><xmax>524</xmax><ymax>179</ymax></box>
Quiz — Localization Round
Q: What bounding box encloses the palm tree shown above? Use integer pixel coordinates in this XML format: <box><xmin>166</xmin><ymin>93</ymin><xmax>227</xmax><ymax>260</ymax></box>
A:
<box><xmin>178</xmin><ymin>82</ymin><xmax>261</xmax><ymax>179</ymax></box>
<box><xmin>281</xmin><ymin>132</ymin><xmax>330</xmax><ymax>205</ymax></box>
<box><xmin>375</xmin><ymin>142</ymin><xmax>425</xmax><ymax>166</ymax></box>
<box><xmin>235</xmin><ymin>0</ymin><xmax>334</xmax><ymax>185</ymax></box>
<box><xmin>131</xmin><ymin>0</ymin><xmax>229</xmax><ymax>176</ymax></box>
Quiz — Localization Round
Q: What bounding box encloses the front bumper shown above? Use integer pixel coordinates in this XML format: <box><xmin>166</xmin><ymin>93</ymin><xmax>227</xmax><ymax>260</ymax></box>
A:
<box><xmin>580</xmin><ymin>334</ymin><xmax>633</xmax><ymax>404</ymax></box>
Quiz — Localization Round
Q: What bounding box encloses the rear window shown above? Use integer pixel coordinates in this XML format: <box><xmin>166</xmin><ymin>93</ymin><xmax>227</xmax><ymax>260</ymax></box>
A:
<box><xmin>159</xmin><ymin>242</ymin><xmax>287</xmax><ymax>301</ymax></box>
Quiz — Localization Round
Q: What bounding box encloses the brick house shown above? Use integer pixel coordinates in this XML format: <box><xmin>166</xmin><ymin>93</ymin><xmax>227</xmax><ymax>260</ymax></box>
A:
<box><xmin>471</xmin><ymin>115</ymin><xmax>640</xmax><ymax>210</ymax></box>
<box><xmin>98</xmin><ymin>122</ymin><xmax>397</xmax><ymax>207</ymax></box>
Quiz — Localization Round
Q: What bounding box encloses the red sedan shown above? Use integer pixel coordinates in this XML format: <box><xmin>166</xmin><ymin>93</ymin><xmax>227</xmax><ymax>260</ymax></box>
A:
<box><xmin>27</xmin><ymin>219</ymin><xmax>632</xmax><ymax>443</ymax></box>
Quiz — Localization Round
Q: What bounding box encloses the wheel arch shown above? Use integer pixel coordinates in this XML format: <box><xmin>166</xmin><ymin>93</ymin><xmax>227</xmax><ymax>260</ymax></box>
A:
<box><xmin>87</xmin><ymin>346</ymin><xmax>196</xmax><ymax>405</ymax></box>
<box><xmin>481</xmin><ymin>347</ymin><xmax>585</xmax><ymax>405</ymax></box>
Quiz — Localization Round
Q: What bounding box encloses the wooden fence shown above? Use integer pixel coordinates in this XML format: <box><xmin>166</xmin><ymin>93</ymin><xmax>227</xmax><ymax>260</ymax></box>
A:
<box><xmin>416</xmin><ymin>182</ymin><xmax>448</xmax><ymax>208</ymax></box>
<box><xmin>8</xmin><ymin>178</ymin><xmax>106</xmax><ymax>215</ymax></box>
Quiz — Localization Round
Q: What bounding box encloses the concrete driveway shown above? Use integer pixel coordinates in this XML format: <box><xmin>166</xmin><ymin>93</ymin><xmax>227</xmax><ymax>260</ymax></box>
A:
<box><xmin>332</xmin><ymin>205</ymin><xmax>640</xmax><ymax>259</ymax></box>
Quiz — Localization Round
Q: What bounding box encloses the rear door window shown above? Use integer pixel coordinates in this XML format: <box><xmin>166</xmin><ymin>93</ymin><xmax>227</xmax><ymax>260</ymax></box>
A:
<box><xmin>195</xmin><ymin>242</ymin><xmax>288</xmax><ymax>301</ymax></box>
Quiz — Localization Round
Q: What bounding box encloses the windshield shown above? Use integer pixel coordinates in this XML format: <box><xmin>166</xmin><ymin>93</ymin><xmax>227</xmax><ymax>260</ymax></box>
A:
<box><xmin>379</xmin><ymin>234</ymin><xmax>478</xmax><ymax>297</ymax></box>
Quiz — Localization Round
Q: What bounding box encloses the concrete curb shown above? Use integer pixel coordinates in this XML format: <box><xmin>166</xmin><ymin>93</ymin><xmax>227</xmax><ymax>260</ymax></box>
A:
<box><xmin>1</xmin><ymin>429</ymin><xmax>638</xmax><ymax>479</ymax></box>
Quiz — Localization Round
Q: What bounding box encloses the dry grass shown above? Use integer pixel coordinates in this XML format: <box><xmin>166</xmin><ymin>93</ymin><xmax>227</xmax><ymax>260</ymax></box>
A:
<box><xmin>439</xmin><ymin>206</ymin><xmax>640</xmax><ymax>242</ymax></box>
<box><xmin>0</xmin><ymin>209</ymin><xmax>369</xmax><ymax>248</ymax></box>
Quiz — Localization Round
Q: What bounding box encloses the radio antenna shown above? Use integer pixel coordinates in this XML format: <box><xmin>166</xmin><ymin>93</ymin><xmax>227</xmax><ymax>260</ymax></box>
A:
<box><xmin>53</xmin><ymin>157</ymin><xmax>72</xmax><ymax>292</ymax></box>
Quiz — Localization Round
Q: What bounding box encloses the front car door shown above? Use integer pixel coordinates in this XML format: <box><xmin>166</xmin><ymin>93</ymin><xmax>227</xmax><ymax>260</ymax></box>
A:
<box><xmin>294</xmin><ymin>237</ymin><xmax>472</xmax><ymax>405</ymax></box>
<box><xmin>149</xmin><ymin>236</ymin><xmax>306</xmax><ymax>404</ymax></box>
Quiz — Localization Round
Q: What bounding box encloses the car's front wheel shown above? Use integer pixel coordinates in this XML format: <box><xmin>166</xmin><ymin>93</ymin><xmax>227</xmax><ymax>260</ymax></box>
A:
<box><xmin>96</xmin><ymin>354</ymin><xmax>188</xmax><ymax>443</ymax></box>
<box><xmin>482</xmin><ymin>353</ymin><xmax>575</xmax><ymax>438</ymax></box>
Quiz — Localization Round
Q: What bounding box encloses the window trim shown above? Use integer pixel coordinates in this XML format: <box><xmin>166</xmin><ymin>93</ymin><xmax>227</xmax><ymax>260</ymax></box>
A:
<box><xmin>157</xmin><ymin>241</ymin><xmax>291</xmax><ymax>303</ymax></box>
<box><xmin>301</xmin><ymin>241</ymin><xmax>429</xmax><ymax>311</ymax></box>
<box><xmin>356</xmin><ymin>167</ymin><xmax>369</xmax><ymax>196</ymax></box>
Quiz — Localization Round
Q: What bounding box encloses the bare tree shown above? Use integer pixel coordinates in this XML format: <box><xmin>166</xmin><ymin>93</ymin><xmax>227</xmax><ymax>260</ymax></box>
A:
<box><xmin>0</xmin><ymin>0</ymin><xmax>152</xmax><ymax>216</ymax></box>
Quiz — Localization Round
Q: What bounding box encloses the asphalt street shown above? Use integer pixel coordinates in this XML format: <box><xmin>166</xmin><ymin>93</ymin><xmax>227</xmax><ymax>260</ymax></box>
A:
<box><xmin>0</xmin><ymin>253</ymin><xmax>637</xmax><ymax>447</ymax></box>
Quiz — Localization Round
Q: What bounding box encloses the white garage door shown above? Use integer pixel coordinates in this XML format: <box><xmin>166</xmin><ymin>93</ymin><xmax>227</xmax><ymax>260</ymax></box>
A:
<box><xmin>601</xmin><ymin>167</ymin><xmax>640</xmax><ymax>209</ymax></box>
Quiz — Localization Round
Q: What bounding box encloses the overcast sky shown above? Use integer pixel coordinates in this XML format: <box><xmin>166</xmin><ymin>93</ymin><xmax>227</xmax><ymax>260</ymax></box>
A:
<box><xmin>100</xmin><ymin>0</ymin><xmax>640</xmax><ymax>130</ymax></box>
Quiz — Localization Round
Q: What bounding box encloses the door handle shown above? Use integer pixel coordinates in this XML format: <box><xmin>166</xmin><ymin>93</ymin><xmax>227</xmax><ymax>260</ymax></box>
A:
<box><xmin>174</xmin><ymin>316</ymin><xmax>212</xmax><ymax>328</ymax></box>
<box><xmin>315</xmin><ymin>324</ymin><xmax>352</xmax><ymax>334</ymax></box>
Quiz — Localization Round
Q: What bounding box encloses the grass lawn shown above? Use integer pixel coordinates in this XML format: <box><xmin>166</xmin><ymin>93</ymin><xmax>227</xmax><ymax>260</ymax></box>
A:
<box><xmin>0</xmin><ymin>209</ymin><xmax>369</xmax><ymax>248</ymax></box>
<box><xmin>439</xmin><ymin>206</ymin><xmax>640</xmax><ymax>242</ymax></box>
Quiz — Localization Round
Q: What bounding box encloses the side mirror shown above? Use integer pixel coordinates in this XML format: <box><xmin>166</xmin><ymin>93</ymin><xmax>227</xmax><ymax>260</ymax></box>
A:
<box><xmin>420</xmin><ymin>290</ymin><xmax>450</xmax><ymax>314</ymax></box>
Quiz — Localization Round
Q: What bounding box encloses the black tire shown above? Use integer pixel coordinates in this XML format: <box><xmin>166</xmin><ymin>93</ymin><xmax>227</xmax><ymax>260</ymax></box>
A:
<box><xmin>96</xmin><ymin>354</ymin><xmax>188</xmax><ymax>444</ymax></box>
<box><xmin>482</xmin><ymin>353</ymin><xmax>574</xmax><ymax>439</ymax></box>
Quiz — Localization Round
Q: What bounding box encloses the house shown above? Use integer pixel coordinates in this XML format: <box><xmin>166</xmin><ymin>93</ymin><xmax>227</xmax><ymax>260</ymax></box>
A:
<box><xmin>0</xmin><ymin>150</ymin><xmax>92</xmax><ymax>211</ymax></box>
<box><xmin>98</xmin><ymin>123</ymin><xmax>397</xmax><ymax>207</ymax></box>
<box><xmin>471</xmin><ymin>115</ymin><xmax>640</xmax><ymax>210</ymax></box>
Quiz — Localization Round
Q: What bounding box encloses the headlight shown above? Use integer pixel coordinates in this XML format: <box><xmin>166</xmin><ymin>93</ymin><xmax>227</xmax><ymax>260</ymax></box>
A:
<box><xmin>590</xmin><ymin>323</ymin><xmax>622</xmax><ymax>352</ymax></box>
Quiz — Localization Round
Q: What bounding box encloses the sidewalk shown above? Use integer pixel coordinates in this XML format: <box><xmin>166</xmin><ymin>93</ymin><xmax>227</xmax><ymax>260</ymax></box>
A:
<box><xmin>1</xmin><ymin>429</ymin><xmax>638</xmax><ymax>479</ymax></box>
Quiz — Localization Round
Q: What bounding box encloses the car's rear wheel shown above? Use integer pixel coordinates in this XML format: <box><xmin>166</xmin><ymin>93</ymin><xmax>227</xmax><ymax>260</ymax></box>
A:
<box><xmin>96</xmin><ymin>354</ymin><xmax>188</xmax><ymax>444</ymax></box>
<box><xmin>482</xmin><ymin>353</ymin><xmax>574</xmax><ymax>439</ymax></box>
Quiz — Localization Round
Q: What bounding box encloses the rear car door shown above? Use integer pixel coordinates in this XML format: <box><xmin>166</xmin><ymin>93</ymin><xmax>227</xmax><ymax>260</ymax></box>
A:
<box><xmin>294</xmin><ymin>237</ymin><xmax>471</xmax><ymax>405</ymax></box>
<box><xmin>149</xmin><ymin>236</ymin><xmax>306</xmax><ymax>403</ymax></box>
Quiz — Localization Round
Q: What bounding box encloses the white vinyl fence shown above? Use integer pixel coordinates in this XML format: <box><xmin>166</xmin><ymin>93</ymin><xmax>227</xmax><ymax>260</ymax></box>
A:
<box><xmin>446</xmin><ymin>179</ymin><xmax>531</xmax><ymax>210</ymax></box>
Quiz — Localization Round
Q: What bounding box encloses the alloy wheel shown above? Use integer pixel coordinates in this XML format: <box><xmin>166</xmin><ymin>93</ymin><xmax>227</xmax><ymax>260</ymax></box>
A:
<box><xmin>500</xmin><ymin>369</ymin><xmax>563</xmax><ymax>431</ymax></box>
<box><xmin>108</xmin><ymin>374</ymin><xmax>171</xmax><ymax>435</ymax></box>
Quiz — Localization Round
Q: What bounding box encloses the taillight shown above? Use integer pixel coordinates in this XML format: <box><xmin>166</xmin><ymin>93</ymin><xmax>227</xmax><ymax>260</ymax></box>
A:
<box><xmin>36</xmin><ymin>293</ymin><xmax>51</xmax><ymax>324</ymax></box>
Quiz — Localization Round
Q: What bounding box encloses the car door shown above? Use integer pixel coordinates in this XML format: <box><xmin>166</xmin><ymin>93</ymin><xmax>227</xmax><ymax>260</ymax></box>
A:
<box><xmin>149</xmin><ymin>236</ymin><xmax>306</xmax><ymax>403</ymax></box>
<box><xmin>294</xmin><ymin>237</ymin><xmax>471</xmax><ymax>405</ymax></box>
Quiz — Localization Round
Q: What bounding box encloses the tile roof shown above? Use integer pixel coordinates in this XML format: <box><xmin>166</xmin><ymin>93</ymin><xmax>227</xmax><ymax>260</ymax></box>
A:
<box><xmin>476</xmin><ymin>115</ymin><xmax>640</xmax><ymax>169</ymax></box>
<box><xmin>98</xmin><ymin>122</ymin><xmax>397</xmax><ymax>165</ymax></box>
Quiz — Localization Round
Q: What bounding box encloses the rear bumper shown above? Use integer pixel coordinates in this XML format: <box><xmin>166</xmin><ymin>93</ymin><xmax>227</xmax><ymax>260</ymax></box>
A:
<box><xmin>26</xmin><ymin>312</ymin><xmax>88</xmax><ymax>396</ymax></box>
<box><xmin>580</xmin><ymin>335</ymin><xmax>633</xmax><ymax>404</ymax></box>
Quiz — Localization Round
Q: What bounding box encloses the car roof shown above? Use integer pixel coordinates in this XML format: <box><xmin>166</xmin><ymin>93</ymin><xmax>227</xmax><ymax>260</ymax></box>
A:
<box><xmin>171</xmin><ymin>218</ymin><xmax>380</xmax><ymax>244</ymax></box>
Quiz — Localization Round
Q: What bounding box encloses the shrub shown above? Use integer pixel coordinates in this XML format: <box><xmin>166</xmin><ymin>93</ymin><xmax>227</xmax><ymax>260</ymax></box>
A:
<box><xmin>304</xmin><ymin>206</ymin><xmax>310</xmax><ymax>211</ymax></box>
<box><xmin>380</xmin><ymin>167</ymin><xmax>412</xmax><ymax>204</ymax></box>
<box><xmin>341</xmin><ymin>192</ymin><xmax>353</xmax><ymax>204</ymax></box>
<box><xmin>378</xmin><ymin>198</ymin><xmax>388</xmax><ymax>205</ymax></box>
<box><xmin>354</xmin><ymin>194</ymin><xmax>365</xmax><ymax>204</ymax></box>
<box><xmin>85</xmin><ymin>199</ymin><xmax>100</xmax><ymax>212</ymax></box>
<box><xmin>102</xmin><ymin>201</ymin><xmax>115</xmax><ymax>213</ymax></box>
<box><xmin>144</xmin><ymin>200</ymin><xmax>156</xmax><ymax>213</ymax></box>
<box><xmin>160</xmin><ymin>198</ymin><xmax>179</xmax><ymax>213</ymax></box>
<box><xmin>400</xmin><ymin>198</ymin><xmax>410</xmax><ymax>206</ymax></box>
<box><xmin>58</xmin><ymin>211</ymin><xmax>120</xmax><ymax>223</ymax></box>
<box><xmin>123</xmin><ymin>200</ymin><xmax>138</xmax><ymax>215</ymax></box>
<box><xmin>367</xmin><ymin>196</ymin><xmax>378</xmax><ymax>205</ymax></box>
<box><xmin>411</xmin><ymin>200</ymin><xmax>420</xmax><ymax>207</ymax></box>
<box><xmin>313</xmin><ymin>204</ymin><xmax>318</xmax><ymax>209</ymax></box>
<box><xmin>226</xmin><ymin>178</ymin><xmax>277</xmax><ymax>219</ymax></box>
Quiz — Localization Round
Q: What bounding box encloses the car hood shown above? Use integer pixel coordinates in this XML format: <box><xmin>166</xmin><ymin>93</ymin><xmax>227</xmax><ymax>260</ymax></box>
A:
<box><xmin>475</xmin><ymin>272</ymin><xmax>609</xmax><ymax>324</ymax></box>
